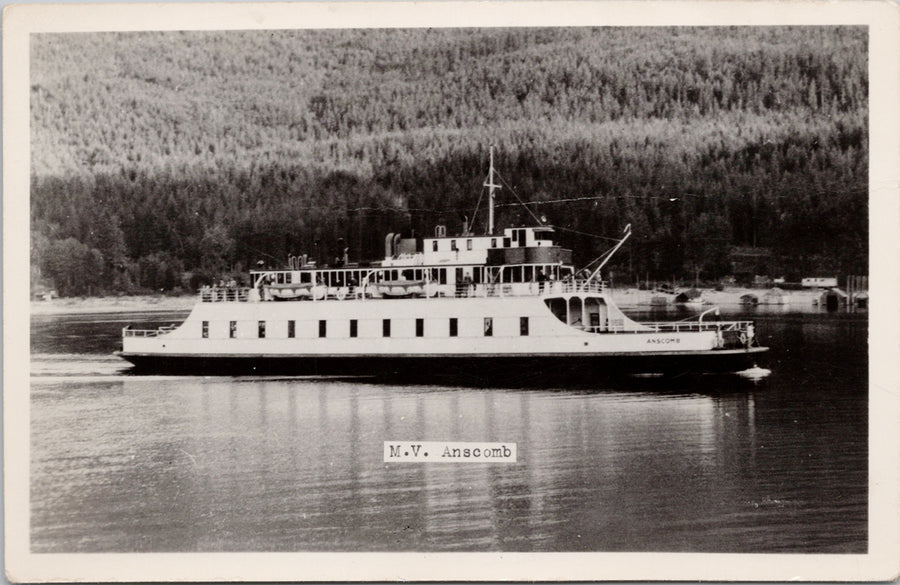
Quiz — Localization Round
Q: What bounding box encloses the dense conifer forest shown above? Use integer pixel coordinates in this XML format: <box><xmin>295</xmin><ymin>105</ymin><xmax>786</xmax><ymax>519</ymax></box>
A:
<box><xmin>30</xmin><ymin>27</ymin><xmax>867</xmax><ymax>296</ymax></box>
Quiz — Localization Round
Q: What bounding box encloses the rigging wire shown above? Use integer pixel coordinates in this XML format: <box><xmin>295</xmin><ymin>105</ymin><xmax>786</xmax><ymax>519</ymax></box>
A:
<box><xmin>577</xmin><ymin>244</ymin><xmax>621</xmax><ymax>274</ymax></box>
<box><xmin>494</xmin><ymin>170</ymin><xmax>545</xmax><ymax>227</ymax></box>
<box><xmin>244</xmin><ymin>243</ymin><xmax>285</xmax><ymax>263</ymax></box>
<box><xmin>552</xmin><ymin>225</ymin><xmax>623</xmax><ymax>242</ymax></box>
<box><xmin>465</xmin><ymin>183</ymin><xmax>487</xmax><ymax>235</ymax></box>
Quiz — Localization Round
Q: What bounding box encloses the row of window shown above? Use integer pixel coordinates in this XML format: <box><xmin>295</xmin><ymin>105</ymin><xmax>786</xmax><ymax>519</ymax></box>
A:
<box><xmin>200</xmin><ymin>317</ymin><xmax>530</xmax><ymax>339</ymax></box>
<box><xmin>429</xmin><ymin>229</ymin><xmax>553</xmax><ymax>253</ymax></box>
<box><xmin>438</xmin><ymin>237</ymin><xmax>509</xmax><ymax>252</ymax></box>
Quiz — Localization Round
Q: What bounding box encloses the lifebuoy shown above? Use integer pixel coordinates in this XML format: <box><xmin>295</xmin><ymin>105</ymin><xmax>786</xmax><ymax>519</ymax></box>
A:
<box><xmin>336</xmin><ymin>287</ymin><xmax>348</xmax><ymax>300</ymax></box>
<box><xmin>740</xmin><ymin>333</ymin><xmax>748</xmax><ymax>346</ymax></box>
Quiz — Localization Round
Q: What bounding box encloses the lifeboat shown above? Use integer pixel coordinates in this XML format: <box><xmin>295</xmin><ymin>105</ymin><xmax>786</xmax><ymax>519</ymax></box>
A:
<box><xmin>374</xmin><ymin>279</ymin><xmax>427</xmax><ymax>298</ymax></box>
<box><xmin>267</xmin><ymin>282</ymin><xmax>313</xmax><ymax>301</ymax></box>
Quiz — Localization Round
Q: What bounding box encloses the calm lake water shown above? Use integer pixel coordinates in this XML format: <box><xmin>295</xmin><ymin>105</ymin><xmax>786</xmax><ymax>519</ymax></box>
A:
<box><xmin>30</xmin><ymin>306</ymin><xmax>867</xmax><ymax>553</ymax></box>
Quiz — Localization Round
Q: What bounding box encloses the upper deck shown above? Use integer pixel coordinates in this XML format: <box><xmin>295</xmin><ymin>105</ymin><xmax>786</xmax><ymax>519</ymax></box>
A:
<box><xmin>235</xmin><ymin>224</ymin><xmax>580</xmax><ymax>303</ymax></box>
<box><xmin>200</xmin><ymin>277</ymin><xmax>604</xmax><ymax>303</ymax></box>
<box><xmin>382</xmin><ymin>226</ymin><xmax>566</xmax><ymax>267</ymax></box>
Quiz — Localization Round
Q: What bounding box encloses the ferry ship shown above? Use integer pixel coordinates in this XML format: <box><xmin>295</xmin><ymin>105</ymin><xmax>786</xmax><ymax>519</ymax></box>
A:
<box><xmin>119</xmin><ymin>151</ymin><xmax>768</xmax><ymax>381</ymax></box>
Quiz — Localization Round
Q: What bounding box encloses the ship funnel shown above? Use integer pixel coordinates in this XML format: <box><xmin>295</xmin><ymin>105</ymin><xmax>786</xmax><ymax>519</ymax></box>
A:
<box><xmin>385</xmin><ymin>233</ymin><xmax>395</xmax><ymax>258</ymax></box>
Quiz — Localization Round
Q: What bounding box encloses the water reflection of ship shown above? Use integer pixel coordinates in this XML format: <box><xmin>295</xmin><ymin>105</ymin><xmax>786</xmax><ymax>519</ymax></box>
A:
<box><xmin>113</xmin><ymin>377</ymin><xmax>765</xmax><ymax>550</ymax></box>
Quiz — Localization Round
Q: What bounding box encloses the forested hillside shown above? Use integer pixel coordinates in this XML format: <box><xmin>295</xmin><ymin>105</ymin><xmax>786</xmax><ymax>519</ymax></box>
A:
<box><xmin>30</xmin><ymin>27</ymin><xmax>867</xmax><ymax>295</ymax></box>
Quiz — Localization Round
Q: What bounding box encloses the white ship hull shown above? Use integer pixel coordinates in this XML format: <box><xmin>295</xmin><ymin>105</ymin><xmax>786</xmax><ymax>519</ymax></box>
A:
<box><xmin>120</xmin><ymin>294</ymin><xmax>767</xmax><ymax>380</ymax></box>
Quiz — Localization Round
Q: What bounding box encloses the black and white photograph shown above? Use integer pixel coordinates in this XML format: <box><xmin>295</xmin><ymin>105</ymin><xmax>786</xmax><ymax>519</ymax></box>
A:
<box><xmin>5</xmin><ymin>1</ymin><xmax>899</xmax><ymax>581</ymax></box>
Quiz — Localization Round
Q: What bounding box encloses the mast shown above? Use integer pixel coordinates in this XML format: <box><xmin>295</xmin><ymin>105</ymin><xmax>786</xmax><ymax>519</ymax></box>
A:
<box><xmin>483</xmin><ymin>145</ymin><xmax>501</xmax><ymax>235</ymax></box>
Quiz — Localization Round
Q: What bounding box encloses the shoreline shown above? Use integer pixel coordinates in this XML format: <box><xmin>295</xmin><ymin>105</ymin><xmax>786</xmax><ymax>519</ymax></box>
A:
<box><xmin>608</xmin><ymin>287</ymin><xmax>824</xmax><ymax>308</ymax></box>
<box><xmin>30</xmin><ymin>287</ymin><xmax>828</xmax><ymax>316</ymax></box>
<box><xmin>30</xmin><ymin>294</ymin><xmax>197</xmax><ymax>316</ymax></box>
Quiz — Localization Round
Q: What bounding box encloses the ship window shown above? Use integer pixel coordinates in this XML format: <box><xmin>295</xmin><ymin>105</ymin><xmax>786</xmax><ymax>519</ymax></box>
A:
<box><xmin>466</xmin><ymin>239</ymin><xmax>473</xmax><ymax>251</ymax></box>
<box><xmin>503</xmin><ymin>237</ymin><xmax>511</xmax><ymax>247</ymax></box>
<box><xmin>520</xmin><ymin>316</ymin><xmax>529</xmax><ymax>336</ymax></box>
<box><xmin>258</xmin><ymin>321</ymin><xmax>266</xmax><ymax>338</ymax></box>
<box><xmin>319</xmin><ymin>320</ymin><xmax>327</xmax><ymax>338</ymax></box>
<box><xmin>202</xmin><ymin>321</ymin><xmax>209</xmax><ymax>338</ymax></box>
<box><xmin>524</xmin><ymin>266</ymin><xmax>534</xmax><ymax>282</ymax></box>
<box><xmin>300</xmin><ymin>272</ymin><xmax>311</xmax><ymax>284</ymax></box>
<box><xmin>439</xmin><ymin>269</ymin><xmax>447</xmax><ymax>285</ymax></box>
<box><xmin>491</xmin><ymin>238</ymin><xmax>497</xmax><ymax>248</ymax></box>
<box><xmin>383</xmin><ymin>319</ymin><xmax>391</xmax><ymax>337</ymax></box>
<box><xmin>483</xmin><ymin>317</ymin><xmax>493</xmax><ymax>337</ymax></box>
<box><xmin>449</xmin><ymin>318</ymin><xmax>458</xmax><ymax>337</ymax></box>
<box><xmin>432</xmin><ymin>240</ymin><xmax>438</xmax><ymax>252</ymax></box>
<box><xmin>350</xmin><ymin>319</ymin><xmax>358</xmax><ymax>338</ymax></box>
<box><xmin>416</xmin><ymin>318</ymin><xmax>424</xmax><ymax>337</ymax></box>
<box><xmin>451</xmin><ymin>240</ymin><xmax>458</xmax><ymax>251</ymax></box>
<box><xmin>229</xmin><ymin>321</ymin><xmax>237</xmax><ymax>338</ymax></box>
<box><xmin>288</xmin><ymin>320</ymin><xmax>295</xmax><ymax>338</ymax></box>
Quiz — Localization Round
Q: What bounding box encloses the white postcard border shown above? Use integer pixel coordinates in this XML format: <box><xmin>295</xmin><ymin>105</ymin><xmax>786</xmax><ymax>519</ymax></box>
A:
<box><xmin>4</xmin><ymin>1</ymin><xmax>899</xmax><ymax>582</ymax></box>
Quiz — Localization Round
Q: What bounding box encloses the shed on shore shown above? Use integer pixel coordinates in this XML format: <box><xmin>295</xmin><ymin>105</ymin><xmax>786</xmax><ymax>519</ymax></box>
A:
<box><xmin>818</xmin><ymin>288</ymin><xmax>847</xmax><ymax>311</ymax></box>
<box><xmin>761</xmin><ymin>288</ymin><xmax>787</xmax><ymax>305</ymax></box>
<box><xmin>675</xmin><ymin>288</ymin><xmax>702</xmax><ymax>303</ymax></box>
<box><xmin>740</xmin><ymin>293</ymin><xmax>759</xmax><ymax>306</ymax></box>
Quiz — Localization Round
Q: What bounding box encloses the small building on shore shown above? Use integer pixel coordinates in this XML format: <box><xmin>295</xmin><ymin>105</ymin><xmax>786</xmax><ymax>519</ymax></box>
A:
<box><xmin>802</xmin><ymin>277</ymin><xmax>838</xmax><ymax>288</ymax></box>
<box><xmin>675</xmin><ymin>288</ymin><xmax>702</xmax><ymax>303</ymax></box>
<box><xmin>761</xmin><ymin>288</ymin><xmax>787</xmax><ymax>305</ymax></box>
<box><xmin>32</xmin><ymin>286</ymin><xmax>57</xmax><ymax>301</ymax></box>
<box><xmin>740</xmin><ymin>293</ymin><xmax>759</xmax><ymax>306</ymax></box>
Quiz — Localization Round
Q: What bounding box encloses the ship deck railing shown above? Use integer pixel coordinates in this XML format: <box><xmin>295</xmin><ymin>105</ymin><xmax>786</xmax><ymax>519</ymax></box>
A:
<box><xmin>197</xmin><ymin>280</ymin><xmax>606</xmax><ymax>302</ymax></box>
<box><xmin>200</xmin><ymin>287</ymin><xmax>251</xmax><ymax>302</ymax></box>
<box><xmin>449</xmin><ymin>280</ymin><xmax>605</xmax><ymax>298</ymax></box>
<box><xmin>122</xmin><ymin>325</ymin><xmax>178</xmax><ymax>338</ymax></box>
<box><xmin>631</xmin><ymin>320</ymin><xmax>754</xmax><ymax>333</ymax></box>
<box><xmin>568</xmin><ymin>320</ymin><xmax>752</xmax><ymax>334</ymax></box>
